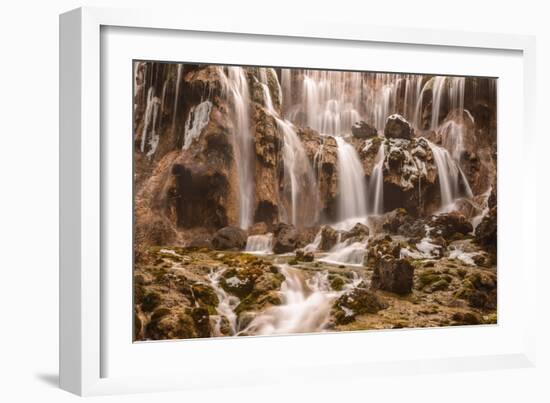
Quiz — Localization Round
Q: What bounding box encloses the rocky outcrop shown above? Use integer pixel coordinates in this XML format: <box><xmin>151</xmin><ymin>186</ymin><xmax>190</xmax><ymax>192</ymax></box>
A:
<box><xmin>431</xmin><ymin>212</ymin><xmax>473</xmax><ymax>238</ymax></box>
<box><xmin>352</xmin><ymin>121</ymin><xmax>378</xmax><ymax>139</ymax></box>
<box><xmin>272</xmin><ymin>223</ymin><xmax>298</xmax><ymax>253</ymax></box>
<box><xmin>341</xmin><ymin>222</ymin><xmax>370</xmax><ymax>243</ymax></box>
<box><xmin>212</xmin><ymin>226</ymin><xmax>247</xmax><ymax>250</ymax></box>
<box><xmin>372</xmin><ymin>256</ymin><xmax>415</xmax><ymax>295</ymax></box>
<box><xmin>384</xmin><ymin>114</ymin><xmax>413</xmax><ymax>139</ymax></box>
<box><xmin>318</xmin><ymin>225</ymin><xmax>339</xmax><ymax>251</ymax></box>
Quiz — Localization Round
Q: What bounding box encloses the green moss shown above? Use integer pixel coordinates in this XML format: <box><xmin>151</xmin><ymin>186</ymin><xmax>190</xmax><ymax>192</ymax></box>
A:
<box><xmin>288</xmin><ymin>259</ymin><xmax>299</xmax><ymax>266</ymax></box>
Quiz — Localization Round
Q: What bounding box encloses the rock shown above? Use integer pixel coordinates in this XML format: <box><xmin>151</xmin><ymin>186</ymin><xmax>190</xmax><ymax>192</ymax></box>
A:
<box><xmin>351</xmin><ymin>121</ymin><xmax>378</xmax><ymax>139</ymax></box>
<box><xmin>190</xmin><ymin>307</ymin><xmax>211</xmax><ymax>338</ymax></box>
<box><xmin>365</xmin><ymin>235</ymin><xmax>403</xmax><ymax>265</ymax></box>
<box><xmin>220</xmin><ymin>267</ymin><xmax>258</xmax><ymax>298</ymax></box>
<box><xmin>372</xmin><ymin>256</ymin><xmax>415</xmax><ymax>295</ymax></box>
<box><xmin>295</xmin><ymin>249</ymin><xmax>314</xmax><ymax>262</ymax></box>
<box><xmin>431</xmin><ymin>212</ymin><xmax>473</xmax><ymax>238</ymax></box>
<box><xmin>318</xmin><ymin>225</ymin><xmax>339</xmax><ymax>251</ymax></box>
<box><xmin>144</xmin><ymin>308</ymin><xmax>199</xmax><ymax>340</ymax></box>
<box><xmin>332</xmin><ymin>285</ymin><xmax>388</xmax><ymax>324</ymax></box>
<box><xmin>341</xmin><ymin>222</ymin><xmax>370</xmax><ymax>243</ymax></box>
<box><xmin>248</xmin><ymin>221</ymin><xmax>269</xmax><ymax>236</ymax></box>
<box><xmin>212</xmin><ymin>226</ymin><xmax>247</xmax><ymax>250</ymax></box>
<box><xmin>451</xmin><ymin>311</ymin><xmax>482</xmax><ymax>325</ymax></box>
<box><xmin>475</xmin><ymin>207</ymin><xmax>497</xmax><ymax>251</ymax></box>
<box><xmin>454</xmin><ymin>270</ymin><xmax>497</xmax><ymax>309</ymax></box>
<box><xmin>272</xmin><ymin>223</ymin><xmax>298</xmax><ymax>253</ymax></box>
<box><xmin>384</xmin><ymin>114</ymin><xmax>413</xmax><ymax>140</ymax></box>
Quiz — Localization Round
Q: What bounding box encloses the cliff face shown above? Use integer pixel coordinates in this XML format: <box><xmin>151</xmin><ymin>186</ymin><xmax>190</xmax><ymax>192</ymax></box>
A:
<box><xmin>133</xmin><ymin>62</ymin><xmax>497</xmax><ymax>247</ymax></box>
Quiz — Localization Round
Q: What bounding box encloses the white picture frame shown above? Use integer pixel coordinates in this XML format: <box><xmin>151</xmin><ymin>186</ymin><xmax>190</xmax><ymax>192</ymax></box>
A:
<box><xmin>60</xmin><ymin>6</ymin><xmax>537</xmax><ymax>396</ymax></box>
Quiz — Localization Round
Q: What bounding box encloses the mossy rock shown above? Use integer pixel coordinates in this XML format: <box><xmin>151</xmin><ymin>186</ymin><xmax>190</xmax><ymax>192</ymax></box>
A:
<box><xmin>330</xmin><ymin>275</ymin><xmax>345</xmax><ymax>291</ymax></box>
<box><xmin>191</xmin><ymin>283</ymin><xmax>220</xmax><ymax>309</ymax></box>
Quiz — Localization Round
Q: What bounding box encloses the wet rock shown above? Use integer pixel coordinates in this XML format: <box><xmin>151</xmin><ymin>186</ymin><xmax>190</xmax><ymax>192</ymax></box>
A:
<box><xmin>341</xmin><ymin>222</ymin><xmax>370</xmax><ymax>243</ymax></box>
<box><xmin>295</xmin><ymin>249</ymin><xmax>314</xmax><ymax>262</ymax></box>
<box><xmin>431</xmin><ymin>212</ymin><xmax>473</xmax><ymax>238</ymax></box>
<box><xmin>372</xmin><ymin>256</ymin><xmax>415</xmax><ymax>295</ymax></box>
<box><xmin>272</xmin><ymin>223</ymin><xmax>298</xmax><ymax>253</ymax></box>
<box><xmin>384</xmin><ymin>114</ymin><xmax>413</xmax><ymax>140</ymax></box>
<box><xmin>351</xmin><ymin>121</ymin><xmax>378</xmax><ymax>139</ymax></box>
<box><xmin>212</xmin><ymin>226</ymin><xmax>247</xmax><ymax>250</ymax></box>
<box><xmin>475</xmin><ymin>207</ymin><xmax>497</xmax><ymax>252</ymax></box>
<box><xmin>191</xmin><ymin>284</ymin><xmax>219</xmax><ymax>314</ymax></box>
<box><xmin>319</xmin><ymin>225</ymin><xmax>339</xmax><ymax>251</ymax></box>
<box><xmin>332</xmin><ymin>285</ymin><xmax>388</xmax><ymax>324</ymax></box>
<box><xmin>220</xmin><ymin>267</ymin><xmax>259</xmax><ymax>298</ymax></box>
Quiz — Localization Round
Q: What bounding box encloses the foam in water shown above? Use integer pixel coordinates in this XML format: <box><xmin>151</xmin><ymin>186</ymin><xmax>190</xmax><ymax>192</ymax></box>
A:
<box><xmin>319</xmin><ymin>239</ymin><xmax>368</xmax><ymax>267</ymax></box>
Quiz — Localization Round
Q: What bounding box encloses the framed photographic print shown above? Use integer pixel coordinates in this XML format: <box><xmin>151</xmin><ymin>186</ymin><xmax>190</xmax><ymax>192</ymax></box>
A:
<box><xmin>60</xmin><ymin>7</ymin><xmax>537</xmax><ymax>396</ymax></box>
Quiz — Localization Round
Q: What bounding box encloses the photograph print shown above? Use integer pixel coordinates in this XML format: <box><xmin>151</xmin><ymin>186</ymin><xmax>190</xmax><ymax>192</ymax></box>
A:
<box><xmin>133</xmin><ymin>62</ymin><xmax>497</xmax><ymax>341</ymax></box>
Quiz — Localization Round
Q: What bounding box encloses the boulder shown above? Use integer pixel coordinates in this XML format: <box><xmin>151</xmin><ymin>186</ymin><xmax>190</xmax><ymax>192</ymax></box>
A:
<box><xmin>371</xmin><ymin>256</ymin><xmax>415</xmax><ymax>295</ymax></box>
<box><xmin>351</xmin><ymin>121</ymin><xmax>378</xmax><ymax>139</ymax></box>
<box><xmin>384</xmin><ymin>114</ymin><xmax>413</xmax><ymax>140</ymax></box>
<box><xmin>212</xmin><ymin>226</ymin><xmax>247</xmax><ymax>250</ymax></box>
<box><xmin>332</xmin><ymin>285</ymin><xmax>387</xmax><ymax>325</ymax></box>
<box><xmin>144</xmin><ymin>307</ymin><xmax>200</xmax><ymax>340</ymax></box>
<box><xmin>272</xmin><ymin>223</ymin><xmax>298</xmax><ymax>253</ymax></box>
<box><xmin>341</xmin><ymin>222</ymin><xmax>370</xmax><ymax>243</ymax></box>
<box><xmin>318</xmin><ymin>225</ymin><xmax>339</xmax><ymax>251</ymax></box>
<box><xmin>365</xmin><ymin>235</ymin><xmax>403</xmax><ymax>265</ymax></box>
<box><xmin>431</xmin><ymin>212</ymin><xmax>473</xmax><ymax>238</ymax></box>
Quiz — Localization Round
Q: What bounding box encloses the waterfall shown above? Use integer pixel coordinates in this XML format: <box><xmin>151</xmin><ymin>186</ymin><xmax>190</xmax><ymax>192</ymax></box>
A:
<box><xmin>369</xmin><ymin>142</ymin><xmax>385</xmax><ymax>215</ymax></box>
<box><xmin>239</xmin><ymin>265</ymin><xmax>361</xmax><ymax>335</ymax></box>
<box><xmin>182</xmin><ymin>100</ymin><xmax>212</xmax><ymax>150</ymax></box>
<box><xmin>256</xmin><ymin>67</ymin><xmax>319</xmax><ymax>228</ymax></box>
<box><xmin>335</xmin><ymin>136</ymin><xmax>368</xmax><ymax>221</ymax></box>
<box><xmin>208</xmin><ymin>269</ymin><xmax>240</xmax><ymax>336</ymax></box>
<box><xmin>428</xmin><ymin>140</ymin><xmax>473</xmax><ymax>211</ymax></box>
<box><xmin>430</xmin><ymin>76</ymin><xmax>447</xmax><ymax>129</ymax></box>
<box><xmin>172</xmin><ymin>64</ymin><xmax>183</xmax><ymax>127</ymax></box>
<box><xmin>278</xmin><ymin>119</ymin><xmax>319</xmax><ymax>227</ymax></box>
<box><xmin>219</xmin><ymin>67</ymin><xmax>255</xmax><ymax>229</ymax></box>
<box><xmin>245</xmin><ymin>233</ymin><xmax>273</xmax><ymax>254</ymax></box>
<box><xmin>319</xmin><ymin>239</ymin><xmax>368</xmax><ymax>266</ymax></box>
<box><xmin>439</xmin><ymin>120</ymin><xmax>466</xmax><ymax>161</ymax></box>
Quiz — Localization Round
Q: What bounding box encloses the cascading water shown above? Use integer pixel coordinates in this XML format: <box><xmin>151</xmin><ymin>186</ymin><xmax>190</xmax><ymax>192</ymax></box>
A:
<box><xmin>219</xmin><ymin>67</ymin><xmax>255</xmax><ymax>229</ymax></box>
<box><xmin>334</xmin><ymin>136</ymin><xmax>368</xmax><ymax>221</ymax></box>
<box><xmin>239</xmin><ymin>265</ymin><xmax>361</xmax><ymax>335</ymax></box>
<box><xmin>428</xmin><ymin>140</ymin><xmax>473</xmax><ymax>211</ymax></box>
<box><xmin>369</xmin><ymin>142</ymin><xmax>385</xmax><ymax>215</ymax></box>
<box><xmin>254</xmin><ymin>67</ymin><xmax>319</xmax><ymax>228</ymax></box>
<box><xmin>245</xmin><ymin>233</ymin><xmax>274</xmax><ymax>254</ymax></box>
<box><xmin>208</xmin><ymin>269</ymin><xmax>240</xmax><ymax>336</ymax></box>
